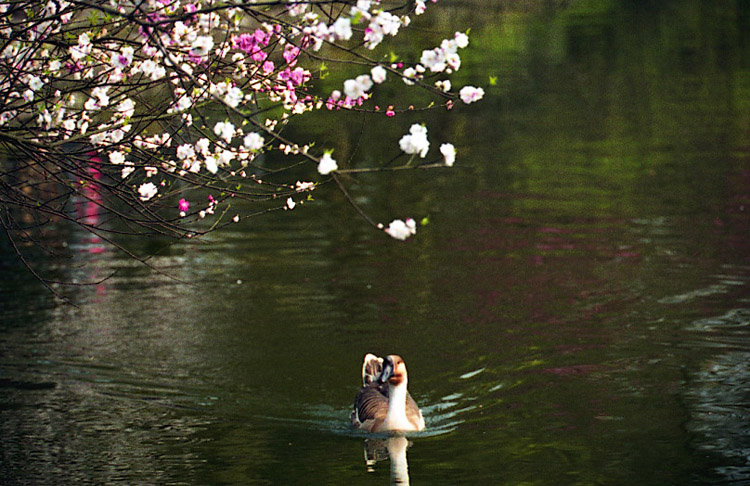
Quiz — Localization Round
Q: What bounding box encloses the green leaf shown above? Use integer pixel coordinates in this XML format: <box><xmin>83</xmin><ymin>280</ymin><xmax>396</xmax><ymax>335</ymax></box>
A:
<box><xmin>87</xmin><ymin>10</ymin><xmax>100</xmax><ymax>26</ymax></box>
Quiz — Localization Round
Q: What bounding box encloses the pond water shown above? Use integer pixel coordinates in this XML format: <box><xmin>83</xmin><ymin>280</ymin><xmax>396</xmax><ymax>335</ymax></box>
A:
<box><xmin>1</xmin><ymin>2</ymin><xmax>749</xmax><ymax>485</ymax></box>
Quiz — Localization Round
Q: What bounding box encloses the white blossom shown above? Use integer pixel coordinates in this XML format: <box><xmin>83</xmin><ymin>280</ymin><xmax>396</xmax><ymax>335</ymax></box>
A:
<box><xmin>374</xmin><ymin>11</ymin><xmax>401</xmax><ymax>35</ymax></box>
<box><xmin>109</xmin><ymin>151</ymin><xmax>125</xmax><ymax>164</ymax></box>
<box><xmin>317</xmin><ymin>153</ymin><xmax>338</xmax><ymax>175</ymax></box>
<box><xmin>176</xmin><ymin>95</ymin><xmax>192</xmax><ymax>112</ymax></box>
<box><xmin>91</xmin><ymin>86</ymin><xmax>110</xmax><ymax>107</ymax></box>
<box><xmin>421</xmin><ymin>48</ymin><xmax>446</xmax><ymax>72</ymax></box>
<box><xmin>402</xmin><ymin>67</ymin><xmax>418</xmax><ymax>85</ymax></box>
<box><xmin>331</xmin><ymin>17</ymin><xmax>352</xmax><ymax>41</ymax></box>
<box><xmin>176</xmin><ymin>144</ymin><xmax>195</xmax><ymax>160</ymax></box>
<box><xmin>455</xmin><ymin>32</ymin><xmax>470</xmax><ymax>49</ymax></box>
<box><xmin>116</xmin><ymin>98</ymin><xmax>135</xmax><ymax>118</ymax></box>
<box><xmin>218</xmin><ymin>149</ymin><xmax>235</xmax><ymax>166</ymax></box>
<box><xmin>435</xmin><ymin>79</ymin><xmax>451</xmax><ymax>92</ymax></box>
<box><xmin>204</xmin><ymin>155</ymin><xmax>218</xmax><ymax>174</ymax></box>
<box><xmin>121</xmin><ymin>163</ymin><xmax>135</xmax><ymax>179</ymax></box>
<box><xmin>224</xmin><ymin>86</ymin><xmax>243</xmax><ymax>108</ymax></box>
<box><xmin>191</xmin><ymin>35</ymin><xmax>214</xmax><ymax>57</ymax></box>
<box><xmin>371</xmin><ymin>65</ymin><xmax>387</xmax><ymax>84</ymax></box>
<box><xmin>243</xmin><ymin>132</ymin><xmax>264</xmax><ymax>151</ymax></box>
<box><xmin>111</xmin><ymin>46</ymin><xmax>134</xmax><ymax>69</ymax></box>
<box><xmin>213</xmin><ymin>121</ymin><xmax>235</xmax><ymax>143</ymax></box>
<box><xmin>384</xmin><ymin>218</ymin><xmax>417</xmax><ymax>240</ymax></box>
<box><xmin>350</xmin><ymin>1</ymin><xmax>372</xmax><ymax>21</ymax></box>
<box><xmin>295</xmin><ymin>181</ymin><xmax>315</xmax><ymax>192</ymax></box>
<box><xmin>70</xmin><ymin>33</ymin><xmax>91</xmax><ymax>61</ymax></box>
<box><xmin>287</xmin><ymin>3</ymin><xmax>309</xmax><ymax>16</ymax></box>
<box><xmin>440</xmin><ymin>143</ymin><xmax>456</xmax><ymax>166</ymax></box>
<box><xmin>196</xmin><ymin>138</ymin><xmax>210</xmax><ymax>155</ymax></box>
<box><xmin>28</xmin><ymin>76</ymin><xmax>44</xmax><ymax>91</ymax></box>
<box><xmin>364</xmin><ymin>11</ymin><xmax>402</xmax><ymax>49</ymax></box>
<box><xmin>343</xmin><ymin>74</ymin><xmax>373</xmax><ymax>99</ymax></box>
<box><xmin>399</xmin><ymin>124</ymin><xmax>430</xmax><ymax>158</ymax></box>
<box><xmin>138</xmin><ymin>59</ymin><xmax>166</xmax><ymax>80</ymax></box>
<box><xmin>446</xmin><ymin>52</ymin><xmax>461</xmax><ymax>71</ymax></box>
<box><xmin>138</xmin><ymin>182</ymin><xmax>157</xmax><ymax>201</ymax></box>
<box><xmin>459</xmin><ymin>85</ymin><xmax>485</xmax><ymax>104</ymax></box>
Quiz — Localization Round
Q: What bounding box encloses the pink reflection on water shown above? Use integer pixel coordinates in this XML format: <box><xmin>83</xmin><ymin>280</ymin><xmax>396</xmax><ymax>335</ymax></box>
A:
<box><xmin>75</xmin><ymin>153</ymin><xmax>105</xmax><ymax>253</ymax></box>
<box><xmin>72</xmin><ymin>152</ymin><xmax>110</xmax><ymax>299</ymax></box>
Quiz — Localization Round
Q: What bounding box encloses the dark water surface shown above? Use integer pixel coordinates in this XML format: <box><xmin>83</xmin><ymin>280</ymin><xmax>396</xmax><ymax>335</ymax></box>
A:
<box><xmin>2</xmin><ymin>2</ymin><xmax>749</xmax><ymax>485</ymax></box>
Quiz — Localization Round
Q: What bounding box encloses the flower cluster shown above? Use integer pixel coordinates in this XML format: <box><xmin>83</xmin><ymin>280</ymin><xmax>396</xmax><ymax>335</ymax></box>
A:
<box><xmin>0</xmin><ymin>0</ymin><xmax>484</xmax><ymax>244</ymax></box>
<box><xmin>396</xmin><ymin>125</ymin><xmax>457</xmax><ymax>170</ymax></box>
<box><xmin>330</xmin><ymin>29</ymin><xmax>483</xmax><ymax>115</ymax></box>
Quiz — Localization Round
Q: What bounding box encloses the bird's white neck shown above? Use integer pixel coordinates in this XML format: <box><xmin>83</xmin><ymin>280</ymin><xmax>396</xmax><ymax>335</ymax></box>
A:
<box><xmin>384</xmin><ymin>381</ymin><xmax>411</xmax><ymax>430</ymax></box>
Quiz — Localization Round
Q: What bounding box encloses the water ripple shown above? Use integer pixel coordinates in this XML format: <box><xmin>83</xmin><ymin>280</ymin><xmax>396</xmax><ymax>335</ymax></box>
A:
<box><xmin>684</xmin><ymin>308</ymin><xmax>750</xmax><ymax>483</ymax></box>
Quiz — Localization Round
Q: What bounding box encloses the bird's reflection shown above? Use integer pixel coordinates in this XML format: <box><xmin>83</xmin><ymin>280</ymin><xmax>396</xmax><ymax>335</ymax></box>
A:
<box><xmin>362</xmin><ymin>436</ymin><xmax>411</xmax><ymax>485</ymax></box>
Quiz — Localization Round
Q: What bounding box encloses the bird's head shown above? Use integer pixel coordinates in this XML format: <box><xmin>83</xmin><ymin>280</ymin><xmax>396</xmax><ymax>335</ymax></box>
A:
<box><xmin>378</xmin><ymin>354</ymin><xmax>408</xmax><ymax>386</ymax></box>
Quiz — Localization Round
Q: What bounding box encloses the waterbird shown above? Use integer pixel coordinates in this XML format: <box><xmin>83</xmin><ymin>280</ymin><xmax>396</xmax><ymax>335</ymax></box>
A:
<box><xmin>351</xmin><ymin>354</ymin><xmax>425</xmax><ymax>433</ymax></box>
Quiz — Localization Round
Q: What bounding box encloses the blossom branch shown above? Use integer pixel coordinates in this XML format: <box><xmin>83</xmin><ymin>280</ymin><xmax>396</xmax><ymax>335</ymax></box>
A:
<box><xmin>0</xmin><ymin>0</ymin><xmax>485</xmax><ymax>292</ymax></box>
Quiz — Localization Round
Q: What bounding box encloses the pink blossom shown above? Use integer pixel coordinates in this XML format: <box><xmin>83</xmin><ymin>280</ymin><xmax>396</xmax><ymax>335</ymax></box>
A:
<box><xmin>65</xmin><ymin>61</ymin><xmax>83</xmax><ymax>73</ymax></box>
<box><xmin>278</xmin><ymin>67</ymin><xmax>309</xmax><ymax>87</ymax></box>
<box><xmin>233</xmin><ymin>34</ymin><xmax>256</xmax><ymax>52</ymax></box>
<box><xmin>233</xmin><ymin>33</ymin><xmax>268</xmax><ymax>61</ymax></box>
<box><xmin>283</xmin><ymin>44</ymin><xmax>300</xmax><ymax>65</ymax></box>
<box><xmin>178</xmin><ymin>198</ymin><xmax>190</xmax><ymax>212</ymax></box>
<box><xmin>254</xmin><ymin>29</ymin><xmax>271</xmax><ymax>45</ymax></box>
